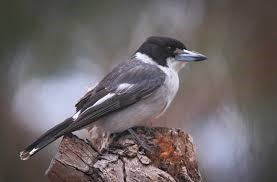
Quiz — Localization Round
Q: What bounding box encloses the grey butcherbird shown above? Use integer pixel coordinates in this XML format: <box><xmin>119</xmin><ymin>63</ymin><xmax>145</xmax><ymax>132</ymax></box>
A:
<box><xmin>20</xmin><ymin>36</ymin><xmax>207</xmax><ymax>160</ymax></box>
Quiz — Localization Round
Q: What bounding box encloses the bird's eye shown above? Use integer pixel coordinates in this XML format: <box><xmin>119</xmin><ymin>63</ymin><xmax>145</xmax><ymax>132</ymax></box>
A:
<box><xmin>166</xmin><ymin>46</ymin><xmax>175</xmax><ymax>51</ymax></box>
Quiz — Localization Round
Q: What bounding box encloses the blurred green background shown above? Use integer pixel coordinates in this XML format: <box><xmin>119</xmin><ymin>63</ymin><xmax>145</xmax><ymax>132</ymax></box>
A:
<box><xmin>0</xmin><ymin>0</ymin><xmax>276</xmax><ymax>181</ymax></box>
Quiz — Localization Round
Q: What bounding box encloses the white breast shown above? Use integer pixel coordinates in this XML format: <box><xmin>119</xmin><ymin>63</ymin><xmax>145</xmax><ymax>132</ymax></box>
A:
<box><xmin>158</xmin><ymin>57</ymin><xmax>188</xmax><ymax>111</ymax></box>
<box><xmin>90</xmin><ymin>54</ymin><xmax>186</xmax><ymax>133</ymax></box>
<box><xmin>93</xmin><ymin>65</ymin><xmax>181</xmax><ymax>133</ymax></box>
<box><xmin>157</xmin><ymin>65</ymin><xmax>179</xmax><ymax>114</ymax></box>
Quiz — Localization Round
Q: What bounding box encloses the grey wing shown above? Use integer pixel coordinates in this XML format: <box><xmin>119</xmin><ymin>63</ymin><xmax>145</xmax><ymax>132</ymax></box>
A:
<box><xmin>75</xmin><ymin>89</ymin><xmax>94</xmax><ymax>112</ymax></box>
<box><xmin>75</xmin><ymin>61</ymin><xmax>148</xmax><ymax>112</ymax></box>
<box><xmin>66</xmin><ymin>61</ymin><xmax>166</xmax><ymax>132</ymax></box>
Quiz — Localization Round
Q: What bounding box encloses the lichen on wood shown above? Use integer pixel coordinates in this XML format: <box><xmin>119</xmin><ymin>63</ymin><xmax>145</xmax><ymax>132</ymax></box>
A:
<box><xmin>46</xmin><ymin>127</ymin><xmax>202</xmax><ymax>182</ymax></box>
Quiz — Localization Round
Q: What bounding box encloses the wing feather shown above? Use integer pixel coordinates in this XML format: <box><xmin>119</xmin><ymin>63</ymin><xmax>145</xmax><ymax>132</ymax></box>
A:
<box><xmin>65</xmin><ymin>60</ymin><xmax>166</xmax><ymax>133</ymax></box>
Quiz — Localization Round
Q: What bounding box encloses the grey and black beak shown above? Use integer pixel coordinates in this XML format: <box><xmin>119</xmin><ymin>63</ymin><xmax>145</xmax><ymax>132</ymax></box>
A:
<box><xmin>175</xmin><ymin>49</ymin><xmax>207</xmax><ymax>62</ymax></box>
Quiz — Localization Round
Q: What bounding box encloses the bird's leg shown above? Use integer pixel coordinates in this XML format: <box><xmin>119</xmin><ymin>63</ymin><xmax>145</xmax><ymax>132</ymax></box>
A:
<box><xmin>106</xmin><ymin>132</ymin><xmax>126</xmax><ymax>151</ymax></box>
<box><xmin>144</xmin><ymin>119</ymin><xmax>156</xmax><ymax>136</ymax></box>
<box><xmin>145</xmin><ymin>127</ymin><xmax>156</xmax><ymax>137</ymax></box>
<box><xmin>109</xmin><ymin>131</ymin><xmax>127</xmax><ymax>144</ymax></box>
<box><xmin>127</xmin><ymin>128</ymin><xmax>152</xmax><ymax>153</ymax></box>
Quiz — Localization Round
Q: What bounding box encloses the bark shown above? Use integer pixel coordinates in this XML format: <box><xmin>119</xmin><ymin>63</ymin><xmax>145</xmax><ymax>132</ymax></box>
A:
<box><xmin>46</xmin><ymin>127</ymin><xmax>201</xmax><ymax>182</ymax></box>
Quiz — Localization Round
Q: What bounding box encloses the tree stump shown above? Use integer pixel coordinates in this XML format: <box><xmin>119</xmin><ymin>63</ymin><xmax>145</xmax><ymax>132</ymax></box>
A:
<box><xmin>46</xmin><ymin>127</ymin><xmax>201</xmax><ymax>182</ymax></box>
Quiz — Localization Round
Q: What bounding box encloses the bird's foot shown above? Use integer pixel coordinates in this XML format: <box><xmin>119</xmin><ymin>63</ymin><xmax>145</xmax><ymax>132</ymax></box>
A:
<box><xmin>127</xmin><ymin>128</ymin><xmax>153</xmax><ymax>153</ymax></box>
<box><xmin>145</xmin><ymin>127</ymin><xmax>156</xmax><ymax>137</ymax></box>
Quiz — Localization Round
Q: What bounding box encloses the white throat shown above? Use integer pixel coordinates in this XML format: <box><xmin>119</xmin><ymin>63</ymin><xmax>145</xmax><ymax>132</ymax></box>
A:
<box><xmin>134</xmin><ymin>52</ymin><xmax>185</xmax><ymax>116</ymax></box>
<box><xmin>166</xmin><ymin>57</ymin><xmax>188</xmax><ymax>72</ymax></box>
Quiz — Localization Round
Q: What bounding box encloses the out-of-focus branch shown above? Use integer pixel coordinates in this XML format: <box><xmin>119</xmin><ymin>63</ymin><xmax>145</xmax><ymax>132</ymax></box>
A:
<box><xmin>46</xmin><ymin>127</ymin><xmax>201</xmax><ymax>182</ymax></box>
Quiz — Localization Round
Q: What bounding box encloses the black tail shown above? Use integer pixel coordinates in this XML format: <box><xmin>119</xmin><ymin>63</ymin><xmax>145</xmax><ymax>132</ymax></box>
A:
<box><xmin>20</xmin><ymin>117</ymin><xmax>73</xmax><ymax>160</ymax></box>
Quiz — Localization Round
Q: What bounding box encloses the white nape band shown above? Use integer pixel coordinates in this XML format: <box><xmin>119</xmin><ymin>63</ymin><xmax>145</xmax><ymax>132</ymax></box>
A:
<box><xmin>135</xmin><ymin>52</ymin><xmax>156</xmax><ymax>65</ymax></box>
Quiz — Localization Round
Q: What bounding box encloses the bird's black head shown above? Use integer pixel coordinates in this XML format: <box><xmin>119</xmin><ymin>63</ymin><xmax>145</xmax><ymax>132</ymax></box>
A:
<box><xmin>136</xmin><ymin>36</ymin><xmax>206</xmax><ymax>67</ymax></box>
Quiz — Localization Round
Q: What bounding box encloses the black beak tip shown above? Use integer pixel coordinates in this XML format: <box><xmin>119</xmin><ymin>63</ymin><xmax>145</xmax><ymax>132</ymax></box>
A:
<box><xmin>197</xmin><ymin>55</ymin><xmax>207</xmax><ymax>61</ymax></box>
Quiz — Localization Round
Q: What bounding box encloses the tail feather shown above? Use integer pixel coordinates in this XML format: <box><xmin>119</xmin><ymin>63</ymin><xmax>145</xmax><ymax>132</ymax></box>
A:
<box><xmin>20</xmin><ymin>117</ymin><xmax>73</xmax><ymax>160</ymax></box>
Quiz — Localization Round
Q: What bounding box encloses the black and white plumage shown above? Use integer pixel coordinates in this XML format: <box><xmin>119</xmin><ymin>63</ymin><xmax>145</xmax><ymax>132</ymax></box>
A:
<box><xmin>20</xmin><ymin>36</ymin><xmax>207</xmax><ymax>160</ymax></box>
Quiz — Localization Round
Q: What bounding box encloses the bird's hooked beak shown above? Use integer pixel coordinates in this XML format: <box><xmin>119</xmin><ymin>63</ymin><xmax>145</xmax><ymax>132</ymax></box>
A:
<box><xmin>175</xmin><ymin>49</ymin><xmax>207</xmax><ymax>62</ymax></box>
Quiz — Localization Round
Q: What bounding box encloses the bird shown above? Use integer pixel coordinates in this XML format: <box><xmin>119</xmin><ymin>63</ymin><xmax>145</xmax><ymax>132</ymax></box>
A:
<box><xmin>19</xmin><ymin>36</ymin><xmax>207</xmax><ymax>160</ymax></box>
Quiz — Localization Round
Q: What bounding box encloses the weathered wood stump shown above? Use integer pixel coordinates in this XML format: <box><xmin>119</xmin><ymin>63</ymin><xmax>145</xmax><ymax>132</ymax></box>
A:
<box><xmin>46</xmin><ymin>127</ymin><xmax>201</xmax><ymax>182</ymax></box>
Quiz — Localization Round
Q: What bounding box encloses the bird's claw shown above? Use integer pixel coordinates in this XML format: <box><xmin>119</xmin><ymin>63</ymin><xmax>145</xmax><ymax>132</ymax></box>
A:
<box><xmin>128</xmin><ymin>128</ymin><xmax>153</xmax><ymax>153</ymax></box>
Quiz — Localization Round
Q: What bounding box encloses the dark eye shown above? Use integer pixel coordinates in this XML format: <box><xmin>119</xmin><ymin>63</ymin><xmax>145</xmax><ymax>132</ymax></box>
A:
<box><xmin>166</xmin><ymin>46</ymin><xmax>175</xmax><ymax>51</ymax></box>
